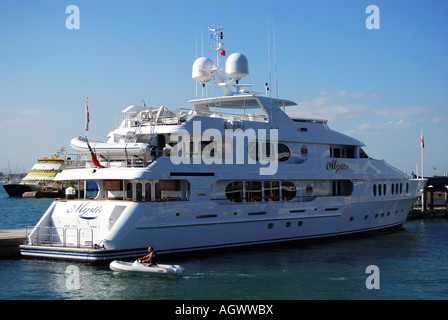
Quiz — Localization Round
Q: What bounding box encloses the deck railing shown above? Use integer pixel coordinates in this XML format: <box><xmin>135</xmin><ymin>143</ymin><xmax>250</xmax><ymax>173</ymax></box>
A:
<box><xmin>26</xmin><ymin>226</ymin><xmax>95</xmax><ymax>248</ymax></box>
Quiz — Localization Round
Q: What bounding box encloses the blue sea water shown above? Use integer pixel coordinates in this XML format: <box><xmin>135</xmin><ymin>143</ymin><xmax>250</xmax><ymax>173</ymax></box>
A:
<box><xmin>1</xmin><ymin>183</ymin><xmax>448</xmax><ymax>300</ymax></box>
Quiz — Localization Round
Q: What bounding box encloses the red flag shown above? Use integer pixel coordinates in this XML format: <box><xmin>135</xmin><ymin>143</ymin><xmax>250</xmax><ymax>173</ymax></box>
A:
<box><xmin>221</xmin><ymin>49</ymin><xmax>226</xmax><ymax>56</ymax></box>
<box><xmin>86</xmin><ymin>138</ymin><xmax>105</xmax><ymax>168</ymax></box>
<box><xmin>421</xmin><ymin>133</ymin><xmax>424</xmax><ymax>149</ymax></box>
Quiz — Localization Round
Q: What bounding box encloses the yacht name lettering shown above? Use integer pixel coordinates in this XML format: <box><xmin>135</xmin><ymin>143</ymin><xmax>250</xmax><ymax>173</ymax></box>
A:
<box><xmin>326</xmin><ymin>160</ymin><xmax>349</xmax><ymax>172</ymax></box>
<box><xmin>67</xmin><ymin>202</ymin><xmax>103</xmax><ymax>218</ymax></box>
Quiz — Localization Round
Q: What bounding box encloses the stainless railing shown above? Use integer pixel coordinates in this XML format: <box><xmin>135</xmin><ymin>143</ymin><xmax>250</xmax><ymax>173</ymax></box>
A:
<box><xmin>26</xmin><ymin>226</ymin><xmax>95</xmax><ymax>248</ymax></box>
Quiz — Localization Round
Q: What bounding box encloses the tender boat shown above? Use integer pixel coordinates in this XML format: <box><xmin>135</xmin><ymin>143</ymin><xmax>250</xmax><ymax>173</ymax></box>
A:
<box><xmin>109</xmin><ymin>260</ymin><xmax>184</xmax><ymax>276</ymax></box>
<box><xmin>20</xmin><ymin>26</ymin><xmax>426</xmax><ymax>262</ymax></box>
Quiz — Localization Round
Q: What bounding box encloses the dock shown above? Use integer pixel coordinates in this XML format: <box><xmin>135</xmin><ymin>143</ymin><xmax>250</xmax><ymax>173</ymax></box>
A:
<box><xmin>408</xmin><ymin>207</ymin><xmax>448</xmax><ymax>219</ymax></box>
<box><xmin>0</xmin><ymin>229</ymin><xmax>27</xmax><ymax>258</ymax></box>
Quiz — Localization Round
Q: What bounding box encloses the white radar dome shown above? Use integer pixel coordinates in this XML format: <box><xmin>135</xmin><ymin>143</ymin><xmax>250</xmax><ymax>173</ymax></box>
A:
<box><xmin>192</xmin><ymin>57</ymin><xmax>214</xmax><ymax>84</ymax></box>
<box><xmin>225</xmin><ymin>53</ymin><xmax>249</xmax><ymax>81</ymax></box>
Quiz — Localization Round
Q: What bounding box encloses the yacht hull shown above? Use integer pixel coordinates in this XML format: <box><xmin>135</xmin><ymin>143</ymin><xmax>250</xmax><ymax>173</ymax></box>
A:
<box><xmin>20</xmin><ymin>195</ymin><xmax>419</xmax><ymax>262</ymax></box>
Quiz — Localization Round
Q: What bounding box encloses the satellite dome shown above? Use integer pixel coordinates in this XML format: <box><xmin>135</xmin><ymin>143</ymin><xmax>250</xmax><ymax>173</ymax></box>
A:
<box><xmin>225</xmin><ymin>53</ymin><xmax>249</xmax><ymax>81</ymax></box>
<box><xmin>192</xmin><ymin>57</ymin><xmax>214</xmax><ymax>84</ymax></box>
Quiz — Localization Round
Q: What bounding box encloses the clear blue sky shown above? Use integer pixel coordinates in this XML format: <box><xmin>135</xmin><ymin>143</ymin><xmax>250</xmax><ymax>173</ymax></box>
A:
<box><xmin>1</xmin><ymin>0</ymin><xmax>447</xmax><ymax>177</ymax></box>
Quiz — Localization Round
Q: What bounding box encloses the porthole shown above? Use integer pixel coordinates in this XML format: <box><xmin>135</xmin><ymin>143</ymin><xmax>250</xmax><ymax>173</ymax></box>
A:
<box><xmin>349</xmin><ymin>217</ymin><xmax>354</xmax><ymax>222</ymax></box>
<box><xmin>268</xmin><ymin>223</ymin><xmax>274</xmax><ymax>229</ymax></box>
<box><xmin>286</xmin><ymin>222</ymin><xmax>291</xmax><ymax>228</ymax></box>
<box><xmin>364</xmin><ymin>215</ymin><xmax>368</xmax><ymax>220</ymax></box>
<box><xmin>298</xmin><ymin>221</ymin><xmax>303</xmax><ymax>227</ymax></box>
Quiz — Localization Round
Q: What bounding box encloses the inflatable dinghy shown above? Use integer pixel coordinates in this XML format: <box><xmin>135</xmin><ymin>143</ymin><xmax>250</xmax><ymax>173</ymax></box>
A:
<box><xmin>109</xmin><ymin>260</ymin><xmax>184</xmax><ymax>276</ymax></box>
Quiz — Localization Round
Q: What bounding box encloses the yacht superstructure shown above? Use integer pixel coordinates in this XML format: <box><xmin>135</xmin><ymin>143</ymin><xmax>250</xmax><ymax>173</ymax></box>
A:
<box><xmin>20</xmin><ymin>26</ymin><xmax>425</xmax><ymax>261</ymax></box>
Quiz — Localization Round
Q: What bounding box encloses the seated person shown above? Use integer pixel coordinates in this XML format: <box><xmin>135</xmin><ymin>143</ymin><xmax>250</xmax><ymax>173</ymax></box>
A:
<box><xmin>138</xmin><ymin>246</ymin><xmax>159</xmax><ymax>266</ymax></box>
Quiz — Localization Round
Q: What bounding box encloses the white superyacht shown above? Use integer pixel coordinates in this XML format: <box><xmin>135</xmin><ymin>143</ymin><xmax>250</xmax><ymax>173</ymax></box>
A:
<box><xmin>20</xmin><ymin>27</ymin><xmax>425</xmax><ymax>261</ymax></box>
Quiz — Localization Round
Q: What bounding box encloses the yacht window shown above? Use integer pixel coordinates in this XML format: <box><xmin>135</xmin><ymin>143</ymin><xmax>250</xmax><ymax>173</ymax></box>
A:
<box><xmin>225</xmin><ymin>181</ymin><xmax>243</xmax><ymax>203</ymax></box>
<box><xmin>359</xmin><ymin>148</ymin><xmax>368</xmax><ymax>158</ymax></box>
<box><xmin>155</xmin><ymin>182</ymin><xmax>161</xmax><ymax>199</ymax></box>
<box><xmin>136</xmin><ymin>183</ymin><xmax>143</xmax><ymax>201</ymax></box>
<box><xmin>126</xmin><ymin>182</ymin><xmax>133</xmax><ymax>199</ymax></box>
<box><xmin>346</xmin><ymin>148</ymin><xmax>355</xmax><ymax>159</ymax></box>
<box><xmin>248</xmin><ymin>141</ymin><xmax>259</xmax><ymax>161</ymax></box>
<box><xmin>145</xmin><ymin>183</ymin><xmax>152</xmax><ymax>201</ymax></box>
<box><xmin>332</xmin><ymin>180</ymin><xmax>354</xmax><ymax>196</ymax></box>
<box><xmin>264</xmin><ymin>181</ymin><xmax>280</xmax><ymax>201</ymax></box>
<box><xmin>85</xmin><ymin>181</ymin><xmax>99</xmax><ymax>199</ymax></box>
<box><xmin>331</xmin><ymin>146</ymin><xmax>356</xmax><ymax>159</ymax></box>
<box><xmin>333</xmin><ymin>148</ymin><xmax>341</xmax><ymax>158</ymax></box>
<box><xmin>246</xmin><ymin>181</ymin><xmax>262</xmax><ymax>202</ymax></box>
<box><xmin>281</xmin><ymin>181</ymin><xmax>296</xmax><ymax>201</ymax></box>
<box><xmin>278</xmin><ymin>144</ymin><xmax>290</xmax><ymax>162</ymax></box>
<box><xmin>373</xmin><ymin>184</ymin><xmax>377</xmax><ymax>196</ymax></box>
<box><xmin>248</xmin><ymin>141</ymin><xmax>284</xmax><ymax>162</ymax></box>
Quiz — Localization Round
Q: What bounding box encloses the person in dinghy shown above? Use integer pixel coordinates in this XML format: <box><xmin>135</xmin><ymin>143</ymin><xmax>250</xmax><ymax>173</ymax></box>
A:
<box><xmin>137</xmin><ymin>246</ymin><xmax>160</xmax><ymax>267</ymax></box>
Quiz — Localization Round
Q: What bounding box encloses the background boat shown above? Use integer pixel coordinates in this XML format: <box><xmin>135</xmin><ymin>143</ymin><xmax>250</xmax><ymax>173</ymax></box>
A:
<box><xmin>3</xmin><ymin>148</ymin><xmax>72</xmax><ymax>198</ymax></box>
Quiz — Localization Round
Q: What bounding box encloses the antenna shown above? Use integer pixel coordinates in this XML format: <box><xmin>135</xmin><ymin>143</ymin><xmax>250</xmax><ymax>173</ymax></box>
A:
<box><xmin>273</xmin><ymin>18</ymin><xmax>278</xmax><ymax>99</ymax></box>
<box><xmin>195</xmin><ymin>29</ymin><xmax>198</xmax><ymax>99</ymax></box>
<box><xmin>267</xmin><ymin>17</ymin><xmax>271</xmax><ymax>98</ymax></box>
<box><xmin>209</xmin><ymin>24</ymin><xmax>224</xmax><ymax>69</ymax></box>
<box><xmin>192</xmin><ymin>25</ymin><xmax>250</xmax><ymax>97</ymax></box>
<box><xmin>267</xmin><ymin>17</ymin><xmax>279</xmax><ymax>99</ymax></box>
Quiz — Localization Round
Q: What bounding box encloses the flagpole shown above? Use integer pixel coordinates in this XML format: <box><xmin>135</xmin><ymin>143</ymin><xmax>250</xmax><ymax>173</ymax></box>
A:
<box><xmin>421</xmin><ymin>128</ymin><xmax>424</xmax><ymax>180</ymax></box>
<box><xmin>83</xmin><ymin>97</ymin><xmax>104</xmax><ymax>169</ymax></box>
<box><xmin>421</xmin><ymin>128</ymin><xmax>425</xmax><ymax>212</ymax></box>
<box><xmin>85</xmin><ymin>97</ymin><xmax>89</xmax><ymax>138</ymax></box>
